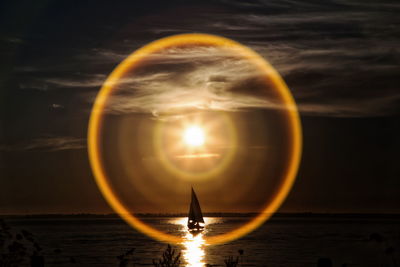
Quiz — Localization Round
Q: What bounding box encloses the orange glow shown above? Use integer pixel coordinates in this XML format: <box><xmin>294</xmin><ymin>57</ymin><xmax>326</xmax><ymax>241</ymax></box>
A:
<box><xmin>88</xmin><ymin>33</ymin><xmax>302</xmax><ymax>245</ymax></box>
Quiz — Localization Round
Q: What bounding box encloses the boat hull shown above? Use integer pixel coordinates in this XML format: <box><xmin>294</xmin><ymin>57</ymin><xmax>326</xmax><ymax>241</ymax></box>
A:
<box><xmin>188</xmin><ymin>226</ymin><xmax>204</xmax><ymax>235</ymax></box>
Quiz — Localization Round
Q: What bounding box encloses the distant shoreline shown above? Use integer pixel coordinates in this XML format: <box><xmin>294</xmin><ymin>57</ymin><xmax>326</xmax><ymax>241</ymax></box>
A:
<box><xmin>2</xmin><ymin>212</ymin><xmax>400</xmax><ymax>220</ymax></box>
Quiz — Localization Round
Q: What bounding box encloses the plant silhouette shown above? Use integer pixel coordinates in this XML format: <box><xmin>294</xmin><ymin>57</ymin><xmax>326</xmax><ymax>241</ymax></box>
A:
<box><xmin>152</xmin><ymin>244</ymin><xmax>181</xmax><ymax>267</ymax></box>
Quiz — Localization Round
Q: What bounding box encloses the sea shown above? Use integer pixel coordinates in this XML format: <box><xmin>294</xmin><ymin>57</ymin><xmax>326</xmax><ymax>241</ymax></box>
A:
<box><xmin>2</xmin><ymin>215</ymin><xmax>399</xmax><ymax>267</ymax></box>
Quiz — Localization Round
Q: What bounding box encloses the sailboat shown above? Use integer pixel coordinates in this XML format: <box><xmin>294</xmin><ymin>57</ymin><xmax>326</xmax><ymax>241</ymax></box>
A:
<box><xmin>187</xmin><ymin>187</ymin><xmax>205</xmax><ymax>232</ymax></box>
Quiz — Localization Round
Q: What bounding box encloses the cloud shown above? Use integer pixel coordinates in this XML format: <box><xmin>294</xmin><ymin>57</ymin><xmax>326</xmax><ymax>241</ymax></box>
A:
<box><xmin>0</xmin><ymin>137</ymin><xmax>86</xmax><ymax>152</ymax></box>
<box><xmin>18</xmin><ymin>74</ymin><xmax>107</xmax><ymax>91</ymax></box>
<box><xmin>11</xmin><ymin>0</ymin><xmax>400</xmax><ymax>119</ymax></box>
<box><xmin>175</xmin><ymin>153</ymin><xmax>221</xmax><ymax>159</ymax></box>
<box><xmin>298</xmin><ymin>93</ymin><xmax>400</xmax><ymax>117</ymax></box>
<box><xmin>96</xmin><ymin>41</ymin><xmax>400</xmax><ymax>118</ymax></box>
<box><xmin>49</xmin><ymin>103</ymin><xmax>64</xmax><ymax>110</ymax></box>
<box><xmin>101</xmin><ymin>2</ymin><xmax>399</xmax><ymax>118</ymax></box>
<box><xmin>44</xmin><ymin>75</ymin><xmax>106</xmax><ymax>88</ymax></box>
<box><xmin>100</xmin><ymin>45</ymin><xmax>285</xmax><ymax>117</ymax></box>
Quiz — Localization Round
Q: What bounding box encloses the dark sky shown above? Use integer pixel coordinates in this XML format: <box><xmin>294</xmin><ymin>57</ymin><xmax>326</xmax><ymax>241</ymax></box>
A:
<box><xmin>0</xmin><ymin>0</ymin><xmax>399</xmax><ymax>214</ymax></box>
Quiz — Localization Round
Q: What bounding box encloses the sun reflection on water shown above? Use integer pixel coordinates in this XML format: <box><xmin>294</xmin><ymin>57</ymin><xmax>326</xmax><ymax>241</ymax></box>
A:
<box><xmin>170</xmin><ymin>217</ymin><xmax>221</xmax><ymax>266</ymax></box>
<box><xmin>182</xmin><ymin>231</ymin><xmax>206</xmax><ymax>267</ymax></box>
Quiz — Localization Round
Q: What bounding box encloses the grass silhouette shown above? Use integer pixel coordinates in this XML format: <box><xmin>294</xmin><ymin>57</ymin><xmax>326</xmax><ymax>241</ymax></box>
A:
<box><xmin>152</xmin><ymin>244</ymin><xmax>181</xmax><ymax>267</ymax></box>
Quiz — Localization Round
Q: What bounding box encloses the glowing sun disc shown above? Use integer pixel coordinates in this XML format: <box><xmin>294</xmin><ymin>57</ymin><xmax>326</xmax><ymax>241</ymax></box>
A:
<box><xmin>183</xmin><ymin>126</ymin><xmax>205</xmax><ymax>147</ymax></box>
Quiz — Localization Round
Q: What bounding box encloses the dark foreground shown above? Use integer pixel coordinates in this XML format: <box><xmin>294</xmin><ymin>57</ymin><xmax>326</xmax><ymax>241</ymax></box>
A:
<box><xmin>1</xmin><ymin>214</ymin><xmax>399</xmax><ymax>266</ymax></box>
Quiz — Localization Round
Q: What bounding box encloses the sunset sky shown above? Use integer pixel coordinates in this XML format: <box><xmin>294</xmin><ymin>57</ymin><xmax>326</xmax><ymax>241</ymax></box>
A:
<box><xmin>0</xmin><ymin>0</ymin><xmax>399</xmax><ymax>214</ymax></box>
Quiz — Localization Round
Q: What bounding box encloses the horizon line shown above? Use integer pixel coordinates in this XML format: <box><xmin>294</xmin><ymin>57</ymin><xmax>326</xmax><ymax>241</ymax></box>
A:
<box><xmin>1</xmin><ymin>211</ymin><xmax>400</xmax><ymax>217</ymax></box>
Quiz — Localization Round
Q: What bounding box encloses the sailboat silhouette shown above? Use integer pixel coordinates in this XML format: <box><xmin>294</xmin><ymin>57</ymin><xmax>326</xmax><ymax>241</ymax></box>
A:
<box><xmin>187</xmin><ymin>187</ymin><xmax>205</xmax><ymax>232</ymax></box>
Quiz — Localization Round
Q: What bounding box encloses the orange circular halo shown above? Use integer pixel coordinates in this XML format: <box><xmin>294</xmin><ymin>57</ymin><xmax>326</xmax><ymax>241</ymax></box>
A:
<box><xmin>87</xmin><ymin>33</ymin><xmax>302</xmax><ymax>245</ymax></box>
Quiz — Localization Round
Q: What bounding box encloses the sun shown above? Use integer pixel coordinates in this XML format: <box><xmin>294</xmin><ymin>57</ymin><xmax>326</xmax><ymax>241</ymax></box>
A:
<box><xmin>183</xmin><ymin>126</ymin><xmax>205</xmax><ymax>147</ymax></box>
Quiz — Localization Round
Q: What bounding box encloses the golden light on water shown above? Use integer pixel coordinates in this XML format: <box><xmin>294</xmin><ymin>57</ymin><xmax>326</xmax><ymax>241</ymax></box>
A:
<box><xmin>88</xmin><ymin>33</ymin><xmax>302</xmax><ymax>245</ymax></box>
<box><xmin>182</xmin><ymin>231</ymin><xmax>206</xmax><ymax>267</ymax></box>
<box><xmin>171</xmin><ymin>217</ymin><xmax>217</xmax><ymax>266</ymax></box>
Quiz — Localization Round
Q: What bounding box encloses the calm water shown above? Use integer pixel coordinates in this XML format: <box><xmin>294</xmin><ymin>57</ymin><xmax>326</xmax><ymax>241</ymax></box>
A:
<box><xmin>4</xmin><ymin>215</ymin><xmax>400</xmax><ymax>266</ymax></box>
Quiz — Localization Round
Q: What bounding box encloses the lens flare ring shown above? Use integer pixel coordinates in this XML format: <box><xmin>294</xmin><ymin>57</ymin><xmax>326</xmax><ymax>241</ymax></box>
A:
<box><xmin>88</xmin><ymin>33</ymin><xmax>302</xmax><ymax>245</ymax></box>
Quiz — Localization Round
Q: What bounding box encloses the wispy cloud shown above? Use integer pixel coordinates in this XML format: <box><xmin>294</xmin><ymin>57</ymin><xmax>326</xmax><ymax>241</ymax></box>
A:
<box><xmin>99</xmin><ymin>42</ymin><xmax>400</xmax><ymax>118</ymax></box>
<box><xmin>0</xmin><ymin>137</ymin><xmax>86</xmax><ymax>152</ymax></box>
<box><xmin>175</xmin><ymin>153</ymin><xmax>221</xmax><ymax>159</ymax></box>
<box><xmin>11</xmin><ymin>0</ymin><xmax>400</xmax><ymax>119</ymax></box>
<box><xmin>101</xmin><ymin>46</ymin><xmax>284</xmax><ymax>117</ymax></box>
<box><xmin>299</xmin><ymin>93</ymin><xmax>400</xmax><ymax>117</ymax></box>
<box><xmin>18</xmin><ymin>74</ymin><xmax>107</xmax><ymax>91</ymax></box>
